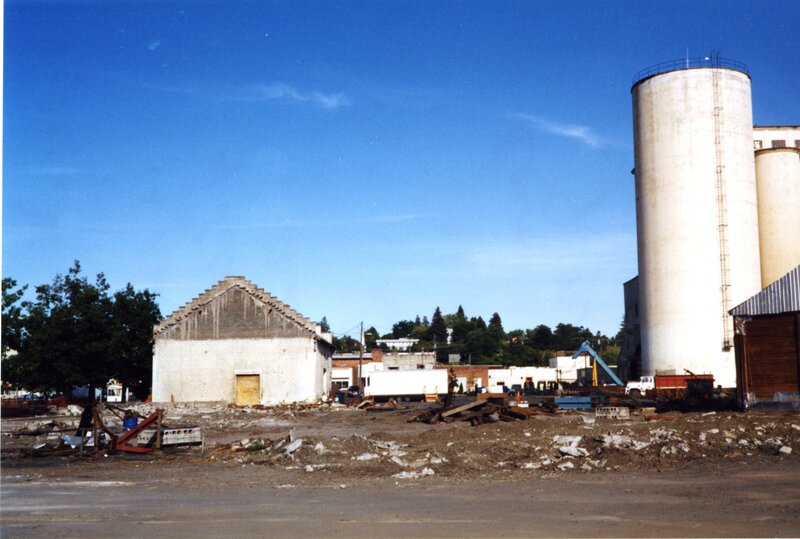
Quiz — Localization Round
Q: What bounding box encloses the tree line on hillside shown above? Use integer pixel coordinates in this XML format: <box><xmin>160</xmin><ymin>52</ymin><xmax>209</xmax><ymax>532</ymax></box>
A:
<box><xmin>326</xmin><ymin>305</ymin><xmax>622</xmax><ymax>366</ymax></box>
<box><xmin>2</xmin><ymin>262</ymin><xmax>161</xmax><ymax>399</ymax></box>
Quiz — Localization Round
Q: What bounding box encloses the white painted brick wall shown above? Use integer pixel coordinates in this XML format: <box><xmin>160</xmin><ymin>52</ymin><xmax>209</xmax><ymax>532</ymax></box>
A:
<box><xmin>152</xmin><ymin>338</ymin><xmax>331</xmax><ymax>405</ymax></box>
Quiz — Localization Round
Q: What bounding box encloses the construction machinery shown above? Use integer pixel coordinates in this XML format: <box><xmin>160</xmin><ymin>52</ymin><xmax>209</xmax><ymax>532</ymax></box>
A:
<box><xmin>572</xmin><ymin>340</ymin><xmax>623</xmax><ymax>387</ymax></box>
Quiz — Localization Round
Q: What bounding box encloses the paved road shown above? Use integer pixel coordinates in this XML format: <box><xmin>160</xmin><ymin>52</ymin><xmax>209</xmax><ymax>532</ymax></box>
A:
<box><xmin>3</xmin><ymin>460</ymin><xmax>800</xmax><ymax>538</ymax></box>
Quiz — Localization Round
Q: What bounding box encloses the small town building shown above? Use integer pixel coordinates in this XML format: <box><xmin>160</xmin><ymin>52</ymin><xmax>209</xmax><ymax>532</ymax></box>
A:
<box><xmin>731</xmin><ymin>265</ymin><xmax>800</xmax><ymax>408</ymax></box>
<box><xmin>152</xmin><ymin>276</ymin><xmax>333</xmax><ymax>406</ymax></box>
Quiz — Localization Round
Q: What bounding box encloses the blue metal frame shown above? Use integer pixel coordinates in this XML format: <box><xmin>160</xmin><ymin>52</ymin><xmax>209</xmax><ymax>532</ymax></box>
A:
<box><xmin>572</xmin><ymin>340</ymin><xmax>624</xmax><ymax>386</ymax></box>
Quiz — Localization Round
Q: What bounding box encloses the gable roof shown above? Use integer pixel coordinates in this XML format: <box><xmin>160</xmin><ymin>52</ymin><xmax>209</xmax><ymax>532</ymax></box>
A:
<box><xmin>155</xmin><ymin>276</ymin><xmax>320</xmax><ymax>338</ymax></box>
<box><xmin>730</xmin><ymin>265</ymin><xmax>800</xmax><ymax>317</ymax></box>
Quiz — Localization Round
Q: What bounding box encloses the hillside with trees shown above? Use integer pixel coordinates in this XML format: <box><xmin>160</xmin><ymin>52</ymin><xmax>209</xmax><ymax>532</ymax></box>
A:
<box><xmin>330</xmin><ymin>305</ymin><xmax>622</xmax><ymax>366</ymax></box>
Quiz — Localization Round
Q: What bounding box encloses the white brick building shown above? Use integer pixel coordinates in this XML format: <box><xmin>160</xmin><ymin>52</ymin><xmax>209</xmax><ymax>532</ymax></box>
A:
<box><xmin>152</xmin><ymin>276</ymin><xmax>333</xmax><ymax>406</ymax></box>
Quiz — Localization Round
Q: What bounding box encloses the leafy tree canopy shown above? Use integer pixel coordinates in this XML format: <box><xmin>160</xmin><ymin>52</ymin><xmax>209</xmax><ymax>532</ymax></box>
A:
<box><xmin>2</xmin><ymin>262</ymin><xmax>161</xmax><ymax>396</ymax></box>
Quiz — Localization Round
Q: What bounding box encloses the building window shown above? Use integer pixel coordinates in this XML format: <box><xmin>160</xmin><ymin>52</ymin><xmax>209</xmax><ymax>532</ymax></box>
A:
<box><xmin>795</xmin><ymin>140</ymin><xmax>800</xmax><ymax>149</ymax></box>
<box><xmin>417</xmin><ymin>364</ymin><xmax>425</xmax><ymax>369</ymax></box>
<box><xmin>754</xmin><ymin>140</ymin><xmax>763</xmax><ymax>149</ymax></box>
<box><xmin>772</xmin><ymin>139</ymin><xmax>786</xmax><ymax>148</ymax></box>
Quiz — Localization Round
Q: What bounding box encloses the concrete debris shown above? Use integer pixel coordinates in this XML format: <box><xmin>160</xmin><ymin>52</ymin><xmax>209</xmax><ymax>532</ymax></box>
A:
<box><xmin>559</xmin><ymin>445</ymin><xmax>589</xmax><ymax>457</ymax></box>
<box><xmin>390</xmin><ymin>456</ymin><xmax>408</xmax><ymax>467</ymax></box>
<box><xmin>595</xmin><ymin>407</ymin><xmax>630</xmax><ymax>419</ymax></box>
<box><xmin>553</xmin><ymin>435</ymin><xmax>582</xmax><ymax>447</ymax></box>
<box><xmin>314</xmin><ymin>442</ymin><xmax>326</xmax><ymax>455</ymax></box>
<box><xmin>558</xmin><ymin>461</ymin><xmax>575</xmax><ymax>470</ymax></box>
<box><xmin>355</xmin><ymin>452</ymin><xmax>380</xmax><ymax>461</ymax></box>
<box><xmin>779</xmin><ymin>446</ymin><xmax>792</xmax><ymax>455</ymax></box>
<box><xmin>392</xmin><ymin>468</ymin><xmax>434</xmax><ymax>479</ymax></box>
<box><xmin>283</xmin><ymin>439</ymin><xmax>303</xmax><ymax>454</ymax></box>
<box><xmin>599</xmin><ymin>434</ymin><xmax>650</xmax><ymax>451</ymax></box>
<box><xmin>67</xmin><ymin>405</ymin><xmax>83</xmax><ymax>416</ymax></box>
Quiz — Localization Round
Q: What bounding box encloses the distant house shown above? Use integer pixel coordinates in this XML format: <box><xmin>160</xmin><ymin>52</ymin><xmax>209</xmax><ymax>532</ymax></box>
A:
<box><xmin>152</xmin><ymin>276</ymin><xmax>333</xmax><ymax>406</ymax></box>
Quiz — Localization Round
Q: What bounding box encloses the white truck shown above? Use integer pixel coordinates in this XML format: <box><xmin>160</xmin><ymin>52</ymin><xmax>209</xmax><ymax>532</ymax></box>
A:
<box><xmin>364</xmin><ymin>370</ymin><xmax>448</xmax><ymax>400</ymax></box>
<box><xmin>625</xmin><ymin>376</ymin><xmax>655</xmax><ymax>398</ymax></box>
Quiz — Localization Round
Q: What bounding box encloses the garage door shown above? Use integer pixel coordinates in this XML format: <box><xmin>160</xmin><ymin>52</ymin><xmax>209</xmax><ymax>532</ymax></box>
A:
<box><xmin>235</xmin><ymin>374</ymin><xmax>260</xmax><ymax>406</ymax></box>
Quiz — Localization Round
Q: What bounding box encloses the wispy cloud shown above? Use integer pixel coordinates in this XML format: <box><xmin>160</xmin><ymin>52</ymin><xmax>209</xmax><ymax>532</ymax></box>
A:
<box><xmin>238</xmin><ymin>83</ymin><xmax>352</xmax><ymax>109</ymax></box>
<box><xmin>148</xmin><ymin>39</ymin><xmax>162</xmax><ymax>51</ymax></box>
<box><xmin>140</xmin><ymin>81</ymin><xmax>351</xmax><ymax>110</ymax></box>
<box><xmin>513</xmin><ymin>113</ymin><xmax>603</xmax><ymax>148</ymax></box>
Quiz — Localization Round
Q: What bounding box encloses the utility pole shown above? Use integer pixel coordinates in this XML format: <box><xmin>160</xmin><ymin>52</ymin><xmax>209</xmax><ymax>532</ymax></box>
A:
<box><xmin>358</xmin><ymin>321</ymin><xmax>364</xmax><ymax>394</ymax></box>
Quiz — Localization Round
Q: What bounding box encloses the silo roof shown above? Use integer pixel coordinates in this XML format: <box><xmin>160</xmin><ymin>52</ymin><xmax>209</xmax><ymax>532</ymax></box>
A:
<box><xmin>729</xmin><ymin>265</ymin><xmax>800</xmax><ymax>317</ymax></box>
<box><xmin>632</xmin><ymin>55</ymin><xmax>749</xmax><ymax>89</ymax></box>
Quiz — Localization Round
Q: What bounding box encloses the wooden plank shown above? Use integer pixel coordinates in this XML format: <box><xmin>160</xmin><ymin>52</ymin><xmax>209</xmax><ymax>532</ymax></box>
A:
<box><xmin>441</xmin><ymin>399</ymin><xmax>485</xmax><ymax>418</ymax></box>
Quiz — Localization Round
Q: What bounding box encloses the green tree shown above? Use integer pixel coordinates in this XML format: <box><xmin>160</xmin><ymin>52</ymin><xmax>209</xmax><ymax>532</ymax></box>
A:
<box><xmin>429</xmin><ymin>307</ymin><xmax>448</xmax><ymax>344</ymax></box>
<box><xmin>527</xmin><ymin>324</ymin><xmax>553</xmax><ymax>349</ymax></box>
<box><xmin>553</xmin><ymin>323</ymin><xmax>592</xmax><ymax>351</ymax></box>
<box><xmin>3</xmin><ymin>262</ymin><xmax>161</xmax><ymax>397</ymax></box>
<box><xmin>464</xmin><ymin>329</ymin><xmax>496</xmax><ymax>363</ymax></box>
<box><xmin>111</xmin><ymin>284</ymin><xmax>162</xmax><ymax>398</ymax></box>
<box><xmin>473</xmin><ymin>316</ymin><xmax>487</xmax><ymax>330</ymax></box>
<box><xmin>391</xmin><ymin>320</ymin><xmax>416</xmax><ymax>338</ymax></box>
<box><xmin>2</xmin><ymin>278</ymin><xmax>28</xmax><ymax>358</ymax></box>
<box><xmin>5</xmin><ymin>262</ymin><xmax>114</xmax><ymax>395</ymax></box>
<box><xmin>487</xmin><ymin>312</ymin><xmax>505</xmax><ymax>342</ymax></box>
<box><xmin>319</xmin><ymin>316</ymin><xmax>330</xmax><ymax>333</ymax></box>
<box><xmin>332</xmin><ymin>335</ymin><xmax>360</xmax><ymax>353</ymax></box>
<box><xmin>364</xmin><ymin>326</ymin><xmax>379</xmax><ymax>350</ymax></box>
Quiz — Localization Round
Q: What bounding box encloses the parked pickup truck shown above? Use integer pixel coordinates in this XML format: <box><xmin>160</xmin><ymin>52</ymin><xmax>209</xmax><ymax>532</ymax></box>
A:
<box><xmin>625</xmin><ymin>376</ymin><xmax>655</xmax><ymax>398</ymax></box>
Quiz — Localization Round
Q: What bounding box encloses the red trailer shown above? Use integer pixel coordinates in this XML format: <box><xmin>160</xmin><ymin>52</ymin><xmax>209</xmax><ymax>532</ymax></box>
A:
<box><xmin>653</xmin><ymin>374</ymin><xmax>714</xmax><ymax>399</ymax></box>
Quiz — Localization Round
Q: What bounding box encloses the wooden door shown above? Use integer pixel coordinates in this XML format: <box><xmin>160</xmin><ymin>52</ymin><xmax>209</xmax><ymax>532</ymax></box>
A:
<box><xmin>235</xmin><ymin>375</ymin><xmax>260</xmax><ymax>406</ymax></box>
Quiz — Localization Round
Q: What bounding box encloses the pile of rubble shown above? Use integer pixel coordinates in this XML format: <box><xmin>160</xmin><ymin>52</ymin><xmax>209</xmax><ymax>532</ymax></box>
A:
<box><xmin>3</xmin><ymin>400</ymin><xmax>798</xmax><ymax>483</ymax></box>
<box><xmin>408</xmin><ymin>397</ymin><xmax>555</xmax><ymax>426</ymax></box>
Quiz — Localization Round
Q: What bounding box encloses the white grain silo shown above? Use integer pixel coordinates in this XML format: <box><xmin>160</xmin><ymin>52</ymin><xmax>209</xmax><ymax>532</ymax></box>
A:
<box><xmin>631</xmin><ymin>54</ymin><xmax>762</xmax><ymax>388</ymax></box>
<box><xmin>753</xmin><ymin>127</ymin><xmax>800</xmax><ymax>287</ymax></box>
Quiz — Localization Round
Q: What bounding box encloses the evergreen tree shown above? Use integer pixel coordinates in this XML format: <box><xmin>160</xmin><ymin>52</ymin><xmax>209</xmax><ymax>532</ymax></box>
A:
<box><xmin>319</xmin><ymin>316</ymin><xmax>330</xmax><ymax>332</ymax></box>
<box><xmin>429</xmin><ymin>307</ymin><xmax>448</xmax><ymax>344</ymax></box>
<box><xmin>487</xmin><ymin>312</ymin><xmax>505</xmax><ymax>341</ymax></box>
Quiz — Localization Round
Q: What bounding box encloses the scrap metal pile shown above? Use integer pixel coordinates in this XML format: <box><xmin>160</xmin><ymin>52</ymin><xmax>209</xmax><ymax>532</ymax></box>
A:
<box><xmin>2</xmin><ymin>403</ymin><xmax>203</xmax><ymax>457</ymax></box>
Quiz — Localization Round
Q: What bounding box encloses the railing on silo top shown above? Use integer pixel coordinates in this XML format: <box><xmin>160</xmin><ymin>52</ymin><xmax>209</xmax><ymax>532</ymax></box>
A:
<box><xmin>632</xmin><ymin>51</ymin><xmax>750</xmax><ymax>87</ymax></box>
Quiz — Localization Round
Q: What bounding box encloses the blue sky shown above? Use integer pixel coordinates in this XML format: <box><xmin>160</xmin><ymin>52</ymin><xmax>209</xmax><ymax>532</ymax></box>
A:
<box><xmin>4</xmin><ymin>1</ymin><xmax>800</xmax><ymax>338</ymax></box>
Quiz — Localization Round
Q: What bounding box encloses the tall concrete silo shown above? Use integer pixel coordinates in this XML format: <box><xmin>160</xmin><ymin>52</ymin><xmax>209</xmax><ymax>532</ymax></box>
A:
<box><xmin>631</xmin><ymin>54</ymin><xmax>762</xmax><ymax>387</ymax></box>
<box><xmin>753</xmin><ymin>127</ymin><xmax>800</xmax><ymax>287</ymax></box>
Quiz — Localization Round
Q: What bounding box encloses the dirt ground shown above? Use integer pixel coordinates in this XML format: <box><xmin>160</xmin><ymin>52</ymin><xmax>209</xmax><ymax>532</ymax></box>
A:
<box><xmin>3</xmin><ymin>401</ymin><xmax>800</xmax><ymax>537</ymax></box>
